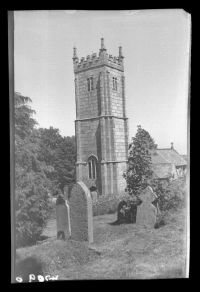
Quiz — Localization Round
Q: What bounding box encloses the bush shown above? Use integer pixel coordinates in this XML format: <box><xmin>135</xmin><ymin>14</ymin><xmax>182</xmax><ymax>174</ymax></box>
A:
<box><xmin>92</xmin><ymin>194</ymin><xmax>126</xmax><ymax>216</ymax></box>
<box><xmin>15</xmin><ymin>174</ymin><xmax>52</xmax><ymax>247</ymax></box>
<box><xmin>15</xmin><ymin>93</ymin><xmax>53</xmax><ymax>248</ymax></box>
<box><xmin>153</xmin><ymin>178</ymin><xmax>186</xmax><ymax>212</ymax></box>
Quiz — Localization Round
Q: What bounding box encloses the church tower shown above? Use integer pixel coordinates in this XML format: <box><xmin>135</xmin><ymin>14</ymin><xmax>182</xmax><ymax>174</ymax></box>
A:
<box><xmin>73</xmin><ymin>38</ymin><xmax>129</xmax><ymax>197</ymax></box>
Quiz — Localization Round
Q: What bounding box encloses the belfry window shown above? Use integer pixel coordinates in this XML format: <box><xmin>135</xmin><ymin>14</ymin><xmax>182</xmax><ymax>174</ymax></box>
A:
<box><xmin>88</xmin><ymin>156</ymin><xmax>97</xmax><ymax>179</ymax></box>
<box><xmin>87</xmin><ymin>77</ymin><xmax>94</xmax><ymax>91</ymax></box>
<box><xmin>112</xmin><ymin>77</ymin><xmax>117</xmax><ymax>91</ymax></box>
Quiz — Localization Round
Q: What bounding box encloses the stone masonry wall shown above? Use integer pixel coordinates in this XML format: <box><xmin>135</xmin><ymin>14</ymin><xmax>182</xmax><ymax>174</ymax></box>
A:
<box><xmin>113</xmin><ymin>118</ymin><xmax>127</xmax><ymax>161</ymax></box>
<box><xmin>76</xmin><ymin>119</ymin><xmax>100</xmax><ymax>161</ymax></box>
<box><xmin>108</xmin><ymin>68</ymin><xmax>124</xmax><ymax>117</ymax></box>
<box><xmin>117</xmin><ymin>162</ymin><xmax>127</xmax><ymax>194</ymax></box>
<box><xmin>75</xmin><ymin>67</ymin><xmax>103</xmax><ymax>120</ymax></box>
<box><xmin>74</xmin><ymin>54</ymin><xmax>128</xmax><ymax>197</ymax></box>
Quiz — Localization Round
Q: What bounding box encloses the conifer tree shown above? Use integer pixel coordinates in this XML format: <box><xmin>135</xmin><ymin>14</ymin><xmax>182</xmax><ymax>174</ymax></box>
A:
<box><xmin>123</xmin><ymin>125</ymin><xmax>157</xmax><ymax>196</ymax></box>
<box><xmin>15</xmin><ymin>93</ymin><xmax>52</xmax><ymax>247</ymax></box>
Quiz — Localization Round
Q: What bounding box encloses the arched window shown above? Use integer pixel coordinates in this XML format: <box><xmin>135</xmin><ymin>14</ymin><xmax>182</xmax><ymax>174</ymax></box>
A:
<box><xmin>112</xmin><ymin>77</ymin><xmax>117</xmax><ymax>91</ymax></box>
<box><xmin>88</xmin><ymin>156</ymin><xmax>97</xmax><ymax>179</ymax></box>
<box><xmin>87</xmin><ymin>77</ymin><xmax>94</xmax><ymax>91</ymax></box>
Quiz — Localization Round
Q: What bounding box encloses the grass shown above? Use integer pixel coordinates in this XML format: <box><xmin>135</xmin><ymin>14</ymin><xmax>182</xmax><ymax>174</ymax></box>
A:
<box><xmin>16</xmin><ymin>207</ymin><xmax>188</xmax><ymax>280</ymax></box>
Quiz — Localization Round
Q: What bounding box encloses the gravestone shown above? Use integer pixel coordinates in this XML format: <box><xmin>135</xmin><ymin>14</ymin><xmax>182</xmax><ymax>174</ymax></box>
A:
<box><xmin>117</xmin><ymin>197</ymin><xmax>142</xmax><ymax>224</ymax></box>
<box><xmin>64</xmin><ymin>185</ymin><xmax>69</xmax><ymax>200</ymax></box>
<box><xmin>117</xmin><ymin>200</ymin><xmax>128</xmax><ymax>224</ymax></box>
<box><xmin>56</xmin><ymin>196</ymin><xmax>71</xmax><ymax>240</ymax></box>
<box><xmin>91</xmin><ymin>190</ymin><xmax>98</xmax><ymax>203</ymax></box>
<box><xmin>69</xmin><ymin>181</ymin><xmax>93</xmax><ymax>243</ymax></box>
<box><xmin>136</xmin><ymin>186</ymin><xmax>158</xmax><ymax>228</ymax></box>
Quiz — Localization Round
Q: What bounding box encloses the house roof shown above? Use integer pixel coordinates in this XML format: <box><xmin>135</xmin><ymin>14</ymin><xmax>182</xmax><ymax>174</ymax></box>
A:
<box><xmin>151</xmin><ymin>163</ymin><xmax>173</xmax><ymax>179</ymax></box>
<box><xmin>150</xmin><ymin>148</ymin><xmax>187</xmax><ymax>166</ymax></box>
<box><xmin>182</xmin><ymin>155</ymin><xmax>188</xmax><ymax>163</ymax></box>
<box><xmin>151</xmin><ymin>150</ymin><xmax>167</xmax><ymax>164</ymax></box>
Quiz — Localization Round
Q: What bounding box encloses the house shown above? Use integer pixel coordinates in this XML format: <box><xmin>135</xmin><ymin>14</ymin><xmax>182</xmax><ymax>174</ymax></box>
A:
<box><xmin>151</xmin><ymin>143</ymin><xmax>187</xmax><ymax>182</ymax></box>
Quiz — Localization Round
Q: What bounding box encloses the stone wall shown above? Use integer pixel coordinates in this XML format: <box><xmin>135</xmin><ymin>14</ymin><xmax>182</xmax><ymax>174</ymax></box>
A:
<box><xmin>117</xmin><ymin>162</ymin><xmax>127</xmax><ymax>193</ymax></box>
<box><xmin>113</xmin><ymin>118</ymin><xmax>127</xmax><ymax>161</ymax></box>
<box><xmin>109</xmin><ymin>68</ymin><xmax>124</xmax><ymax>117</ymax></box>
<box><xmin>75</xmin><ymin>119</ymin><xmax>100</xmax><ymax>162</ymax></box>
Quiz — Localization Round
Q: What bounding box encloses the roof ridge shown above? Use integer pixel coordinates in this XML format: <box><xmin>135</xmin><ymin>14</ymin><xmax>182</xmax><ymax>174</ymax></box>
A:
<box><xmin>157</xmin><ymin>147</ymin><xmax>181</xmax><ymax>154</ymax></box>
<box><xmin>157</xmin><ymin>148</ymin><xmax>172</xmax><ymax>150</ymax></box>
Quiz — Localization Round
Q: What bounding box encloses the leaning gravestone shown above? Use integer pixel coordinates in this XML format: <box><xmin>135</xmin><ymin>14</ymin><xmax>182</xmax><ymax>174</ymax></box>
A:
<box><xmin>69</xmin><ymin>181</ymin><xmax>93</xmax><ymax>243</ymax></box>
<box><xmin>56</xmin><ymin>196</ymin><xmax>71</xmax><ymax>240</ymax></box>
<box><xmin>136</xmin><ymin>186</ymin><xmax>158</xmax><ymax>228</ymax></box>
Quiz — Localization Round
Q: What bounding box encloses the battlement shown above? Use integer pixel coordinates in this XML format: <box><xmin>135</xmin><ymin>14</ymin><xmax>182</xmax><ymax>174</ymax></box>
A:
<box><xmin>73</xmin><ymin>38</ymin><xmax>124</xmax><ymax>73</ymax></box>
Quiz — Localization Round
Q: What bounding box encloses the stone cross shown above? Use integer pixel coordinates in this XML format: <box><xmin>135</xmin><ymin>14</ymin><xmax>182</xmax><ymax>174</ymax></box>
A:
<box><xmin>136</xmin><ymin>186</ymin><xmax>158</xmax><ymax>228</ymax></box>
<box><xmin>69</xmin><ymin>181</ymin><xmax>93</xmax><ymax>243</ymax></box>
<box><xmin>56</xmin><ymin>197</ymin><xmax>71</xmax><ymax>240</ymax></box>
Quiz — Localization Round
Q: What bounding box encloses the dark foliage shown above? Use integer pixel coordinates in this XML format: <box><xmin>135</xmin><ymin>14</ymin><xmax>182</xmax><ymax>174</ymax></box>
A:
<box><xmin>123</xmin><ymin>125</ymin><xmax>157</xmax><ymax>196</ymax></box>
<box><xmin>37</xmin><ymin>127</ymin><xmax>76</xmax><ymax>193</ymax></box>
<box><xmin>152</xmin><ymin>178</ymin><xmax>186</xmax><ymax>212</ymax></box>
<box><xmin>15</xmin><ymin>93</ymin><xmax>52</xmax><ymax>247</ymax></box>
<box><xmin>15</xmin><ymin>93</ymin><xmax>76</xmax><ymax>247</ymax></box>
<box><xmin>110</xmin><ymin>196</ymin><xmax>142</xmax><ymax>225</ymax></box>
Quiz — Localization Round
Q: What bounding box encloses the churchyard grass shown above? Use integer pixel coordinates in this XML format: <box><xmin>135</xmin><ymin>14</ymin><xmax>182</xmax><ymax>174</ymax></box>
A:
<box><xmin>16</xmin><ymin>206</ymin><xmax>186</xmax><ymax>280</ymax></box>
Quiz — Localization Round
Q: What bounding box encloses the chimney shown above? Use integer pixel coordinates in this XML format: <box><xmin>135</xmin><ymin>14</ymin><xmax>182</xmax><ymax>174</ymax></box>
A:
<box><xmin>119</xmin><ymin>46</ymin><xmax>124</xmax><ymax>59</ymax></box>
<box><xmin>171</xmin><ymin>142</ymin><xmax>174</xmax><ymax>150</ymax></box>
<box><xmin>101</xmin><ymin>38</ymin><xmax>105</xmax><ymax>50</ymax></box>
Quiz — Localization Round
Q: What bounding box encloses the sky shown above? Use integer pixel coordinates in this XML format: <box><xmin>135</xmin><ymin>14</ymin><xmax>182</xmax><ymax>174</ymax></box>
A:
<box><xmin>14</xmin><ymin>9</ymin><xmax>191</xmax><ymax>154</ymax></box>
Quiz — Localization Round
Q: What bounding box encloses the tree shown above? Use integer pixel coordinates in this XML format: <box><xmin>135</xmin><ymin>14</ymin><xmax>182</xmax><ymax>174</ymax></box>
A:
<box><xmin>37</xmin><ymin>127</ymin><xmax>76</xmax><ymax>193</ymax></box>
<box><xmin>54</xmin><ymin>135</ymin><xmax>76</xmax><ymax>191</ymax></box>
<box><xmin>15</xmin><ymin>93</ymin><xmax>52</xmax><ymax>247</ymax></box>
<box><xmin>15</xmin><ymin>92</ymin><xmax>37</xmax><ymax>139</ymax></box>
<box><xmin>123</xmin><ymin>125</ymin><xmax>157</xmax><ymax>196</ymax></box>
<box><xmin>37</xmin><ymin>127</ymin><xmax>62</xmax><ymax>192</ymax></box>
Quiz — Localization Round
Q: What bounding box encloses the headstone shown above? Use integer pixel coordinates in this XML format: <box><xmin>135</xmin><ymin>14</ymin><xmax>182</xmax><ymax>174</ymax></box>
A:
<box><xmin>56</xmin><ymin>196</ymin><xmax>71</xmax><ymax>240</ymax></box>
<box><xmin>69</xmin><ymin>181</ymin><xmax>93</xmax><ymax>243</ymax></box>
<box><xmin>65</xmin><ymin>200</ymin><xmax>71</xmax><ymax>236</ymax></box>
<box><xmin>64</xmin><ymin>185</ymin><xmax>69</xmax><ymax>200</ymax></box>
<box><xmin>91</xmin><ymin>190</ymin><xmax>98</xmax><ymax>203</ymax></box>
<box><xmin>136</xmin><ymin>186</ymin><xmax>158</xmax><ymax>228</ymax></box>
<box><xmin>117</xmin><ymin>200</ymin><xmax>128</xmax><ymax>223</ymax></box>
<box><xmin>117</xmin><ymin>197</ymin><xmax>142</xmax><ymax>224</ymax></box>
<box><xmin>127</xmin><ymin>198</ymin><xmax>142</xmax><ymax>223</ymax></box>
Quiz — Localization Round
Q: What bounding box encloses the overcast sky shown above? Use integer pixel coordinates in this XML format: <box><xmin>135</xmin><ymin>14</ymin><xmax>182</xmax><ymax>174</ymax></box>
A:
<box><xmin>14</xmin><ymin>10</ymin><xmax>190</xmax><ymax>154</ymax></box>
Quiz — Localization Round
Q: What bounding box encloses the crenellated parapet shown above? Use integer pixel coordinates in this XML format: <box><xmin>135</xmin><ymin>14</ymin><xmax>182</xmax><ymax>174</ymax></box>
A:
<box><xmin>73</xmin><ymin>38</ymin><xmax>124</xmax><ymax>73</ymax></box>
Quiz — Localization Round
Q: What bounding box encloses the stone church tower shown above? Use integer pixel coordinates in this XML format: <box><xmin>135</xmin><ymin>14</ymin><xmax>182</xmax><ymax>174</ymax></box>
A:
<box><xmin>73</xmin><ymin>38</ymin><xmax>129</xmax><ymax>197</ymax></box>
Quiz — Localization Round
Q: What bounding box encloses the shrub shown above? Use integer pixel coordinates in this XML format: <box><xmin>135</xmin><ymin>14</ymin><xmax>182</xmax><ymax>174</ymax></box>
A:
<box><xmin>92</xmin><ymin>194</ymin><xmax>126</xmax><ymax>216</ymax></box>
<box><xmin>153</xmin><ymin>178</ymin><xmax>186</xmax><ymax>212</ymax></box>
<box><xmin>15</xmin><ymin>174</ymin><xmax>52</xmax><ymax>247</ymax></box>
<box><xmin>15</xmin><ymin>93</ymin><xmax>53</xmax><ymax>247</ymax></box>
<box><xmin>123</xmin><ymin>125</ymin><xmax>157</xmax><ymax>196</ymax></box>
